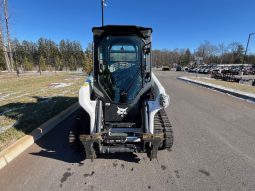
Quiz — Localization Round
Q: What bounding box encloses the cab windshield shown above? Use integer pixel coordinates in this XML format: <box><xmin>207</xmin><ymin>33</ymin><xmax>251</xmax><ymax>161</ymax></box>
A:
<box><xmin>98</xmin><ymin>36</ymin><xmax>144</xmax><ymax>103</ymax></box>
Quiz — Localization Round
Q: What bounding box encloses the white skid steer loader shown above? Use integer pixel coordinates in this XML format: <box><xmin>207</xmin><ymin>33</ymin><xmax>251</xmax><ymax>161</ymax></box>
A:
<box><xmin>69</xmin><ymin>25</ymin><xmax>173</xmax><ymax>160</ymax></box>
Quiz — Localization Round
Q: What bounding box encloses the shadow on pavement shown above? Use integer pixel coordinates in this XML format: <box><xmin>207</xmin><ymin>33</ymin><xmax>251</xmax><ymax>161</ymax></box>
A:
<box><xmin>98</xmin><ymin>152</ymin><xmax>141</xmax><ymax>163</ymax></box>
<box><xmin>30</xmin><ymin>110</ymin><xmax>86</xmax><ymax>163</ymax></box>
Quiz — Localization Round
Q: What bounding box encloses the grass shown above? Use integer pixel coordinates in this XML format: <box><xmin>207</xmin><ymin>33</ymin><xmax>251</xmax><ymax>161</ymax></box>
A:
<box><xmin>0</xmin><ymin>72</ymin><xmax>85</xmax><ymax>151</ymax></box>
<box><xmin>189</xmin><ymin>76</ymin><xmax>255</xmax><ymax>94</ymax></box>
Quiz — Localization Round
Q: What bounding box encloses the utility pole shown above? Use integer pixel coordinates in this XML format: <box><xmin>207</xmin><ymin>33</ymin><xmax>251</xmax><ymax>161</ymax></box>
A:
<box><xmin>243</xmin><ymin>33</ymin><xmax>255</xmax><ymax>64</ymax></box>
<box><xmin>4</xmin><ymin>0</ymin><xmax>14</xmax><ymax>72</ymax></box>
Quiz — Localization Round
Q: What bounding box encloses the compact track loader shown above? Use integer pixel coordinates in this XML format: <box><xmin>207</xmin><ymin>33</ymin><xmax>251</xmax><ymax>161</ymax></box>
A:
<box><xmin>69</xmin><ymin>25</ymin><xmax>173</xmax><ymax>160</ymax></box>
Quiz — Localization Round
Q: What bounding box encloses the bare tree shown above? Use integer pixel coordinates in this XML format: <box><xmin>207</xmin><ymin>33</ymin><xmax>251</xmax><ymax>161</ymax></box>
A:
<box><xmin>0</xmin><ymin>0</ymin><xmax>11</xmax><ymax>71</ymax></box>
<box><xmin>0</xmin><ymin>23</ymin><xmax>10</xmax><ymax>71</ymax></box>
<box><xmin>218</xmin><ymin>43</ymin><xmax>225</xmax><ymax>64</ymax></box>
<box><xmin>196</xmin><ymin>41</ymin><xmax>218</xmax><ymax>64</ymax></box>
<box><xmin>3</xmin><ymin>0</ymin><xmax>13</xmax><ymax>71</ymax></box>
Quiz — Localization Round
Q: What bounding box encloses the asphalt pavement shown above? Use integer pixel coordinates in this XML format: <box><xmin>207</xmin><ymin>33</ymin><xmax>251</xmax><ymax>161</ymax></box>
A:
<box><xmin>0</xmin><ymin>71</ymin><xmax>255</xmax><ymax>191</ymax></box>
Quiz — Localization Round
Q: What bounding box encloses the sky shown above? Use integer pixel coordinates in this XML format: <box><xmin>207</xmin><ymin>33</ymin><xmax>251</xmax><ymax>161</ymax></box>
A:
<box><xmin>7</xmin><ymin>0</ymin><xmax>255</xmax><ymax>52</ymax></box>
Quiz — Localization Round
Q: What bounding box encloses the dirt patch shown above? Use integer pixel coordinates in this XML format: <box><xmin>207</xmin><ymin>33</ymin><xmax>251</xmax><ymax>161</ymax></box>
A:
<box><xmin>60</xmin><ymin>172</ymin><xmax>72</xmax><ymax>183</ymax></box>
<box><xmin>48</xmin><ymin>82</ymin><xmax>73</xmax><ymax>88</ymax></box>
<box><xmin>199</xmin><ymin>169</ymin><xmax>210</xmax><ymax>176</ymax></box>
<box><xmin>84</xmin><ymin>171</ymin><xmax>95</xmax><ymax>178</ymax></box>
<box><xmin>174</xmin><ymin>170</ymin><xmax>180</xmax><ymax>178</ymax></box>
<box><xmin>161</xmin><ymin>165</ymin><xmax>167</xmax><ymax>170</ymax></box>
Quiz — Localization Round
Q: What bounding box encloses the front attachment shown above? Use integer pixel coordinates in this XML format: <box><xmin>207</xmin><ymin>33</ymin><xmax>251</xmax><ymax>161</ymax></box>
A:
<box><xmin>79</xmin><ymin>134</ymin><xmax>101</xmax><ymax>161</ymax></box>
<box><xmin>143</xmin><ymin>133</ymin><xmax>164</xmax><ymax>160</ymax></box>
<box><xmin>79</xmin><ymin>131</ymin><xmax>164</xmax><ymax>160</ymax></box>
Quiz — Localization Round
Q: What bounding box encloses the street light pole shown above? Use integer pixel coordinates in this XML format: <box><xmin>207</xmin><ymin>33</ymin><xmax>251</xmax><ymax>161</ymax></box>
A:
<box><xmin>243</xmin><ymin>33</ymin><xmax>255</xmax><ymax>64</ymax></box>
<box><xmin>101</xmin><ymin>0</ymin><xmax>104</xmax><ymax>26</ymax></box>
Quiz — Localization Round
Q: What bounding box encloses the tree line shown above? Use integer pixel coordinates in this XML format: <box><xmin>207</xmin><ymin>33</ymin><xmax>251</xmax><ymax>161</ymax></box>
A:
<box><xmin>0</xmin><ymin>38</ymin><xmax>93</xmax><ymax>73</ymax></box>
<box><xmin>152</xmin><ymin>41</ymin><xmax>255</xmax><ymax>68</ymax></box>
<box><xmin>1</xmin><ymin>38</ymin><xmax>255</xmax><ymax>72</ymax></box>
<box><xmin>0</xmin><ymin>0</ymin><xmax>93</xmax><ymax>74</ymax></box>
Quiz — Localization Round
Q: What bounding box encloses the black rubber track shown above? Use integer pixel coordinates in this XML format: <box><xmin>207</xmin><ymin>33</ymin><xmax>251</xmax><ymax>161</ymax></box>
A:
<box><xmin>154</xmin><ymin>109</ymin><xmax>174</xmax><ymax>150</ymax></box>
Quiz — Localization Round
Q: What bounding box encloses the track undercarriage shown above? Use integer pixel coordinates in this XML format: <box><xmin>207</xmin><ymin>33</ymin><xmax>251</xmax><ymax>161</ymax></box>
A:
<box><xmin>69</xmin><ymin>108</ymin><xmax>173</xmax><ymax>160</ymax></box>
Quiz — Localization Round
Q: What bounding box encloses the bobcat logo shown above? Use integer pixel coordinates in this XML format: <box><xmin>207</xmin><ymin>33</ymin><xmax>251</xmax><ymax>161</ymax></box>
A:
<box><xmin>117</xmin><ymin>107</ymin><xmax>128</xmax><ymax>117</ymax></box>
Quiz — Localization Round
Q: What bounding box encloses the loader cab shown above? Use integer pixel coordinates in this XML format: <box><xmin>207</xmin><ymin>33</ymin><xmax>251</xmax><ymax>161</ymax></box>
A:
<box><xmin>93</xmin><ymin>25</ymin><xmax>152</xmax><ymax>104</ymax></box>
<box><xmin>92</xmin><ymin>26</ymin><xmax>152</xmax><ymax>123</ymax></box>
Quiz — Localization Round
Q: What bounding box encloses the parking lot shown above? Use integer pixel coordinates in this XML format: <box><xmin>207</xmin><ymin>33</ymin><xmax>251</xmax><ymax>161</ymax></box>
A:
<box><xmin>183</xmin><ymin>64</ymin><xmax>255</xmax><ymax>86</ymax></box>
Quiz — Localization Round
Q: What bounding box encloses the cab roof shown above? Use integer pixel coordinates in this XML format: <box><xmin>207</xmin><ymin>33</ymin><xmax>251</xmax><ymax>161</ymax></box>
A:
<box><xmin>92</xmin><ymin>25</ymin><xmax>152</xmax><ymax>39</ymax></box>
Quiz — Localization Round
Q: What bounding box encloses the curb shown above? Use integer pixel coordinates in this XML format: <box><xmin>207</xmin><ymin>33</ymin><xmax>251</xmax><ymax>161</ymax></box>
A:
<box><xmin>178</xmin><ymin>77</ymin><xmax>255</xmax><ymax>103</ymax></box>
<box><xmin>0</xmin><ymin>102</ymin><xmax>80</xmax><ymax>170</ymax></box>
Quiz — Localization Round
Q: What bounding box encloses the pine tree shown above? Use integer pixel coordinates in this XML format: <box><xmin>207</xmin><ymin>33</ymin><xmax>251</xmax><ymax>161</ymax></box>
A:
<box><xmin>84</xmin><ymin>43</ymin><xmax>93</xmax><ymax>73</ymax></box>
<box><xmin>183</xmin><ymin>49</ymin><xmax>191</xmax><ymax>66</ymax></box>
<box><xmin>23</xmin><ymin>56</ymin><xmax>32</xmax><ymax>71</ymax></box>
<box><xmin>69</xmin><ymin>55</ymin><xmax>76</xmax><ymax>70</ymax></box>
<box><xmin>0</xmin><ymin>49</ymin><xmax>5</xmax><ymax>70</ymax></box>
<box><xmin>55</xmin><ymin>56</ymin><xmax>63</xmax><ymax>71</ymax></box>
<box><xmin>39</xmin><ymin>56</ymin><xmax>46</xmax><ymax>71</ymax></box>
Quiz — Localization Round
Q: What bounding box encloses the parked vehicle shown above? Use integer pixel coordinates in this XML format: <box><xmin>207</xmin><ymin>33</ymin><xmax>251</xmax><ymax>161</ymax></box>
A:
<box><xmin>162</xmin><ymin>66</ymin><xmax>170</xmax><ymax>71</ymax></box>
<box><xmin>182</xmin><ymin>67</ymin><xmax>189</xmax><ymax>72</ymax></box>
<box><xmin>176</xmin><ymin>66</ymin><xmax>182</xmax><ymax>71</ymax></box>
